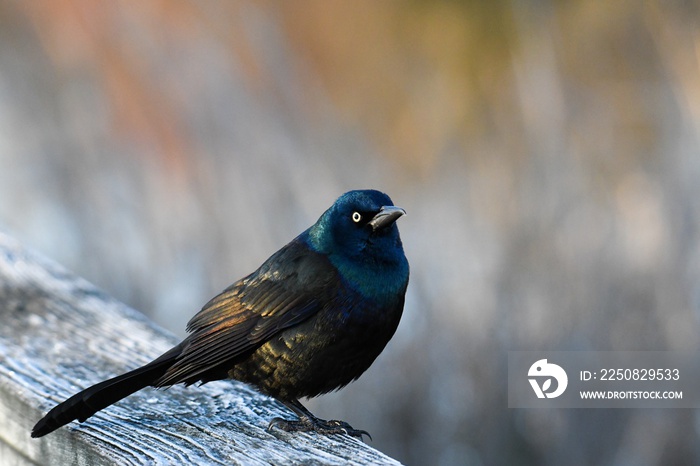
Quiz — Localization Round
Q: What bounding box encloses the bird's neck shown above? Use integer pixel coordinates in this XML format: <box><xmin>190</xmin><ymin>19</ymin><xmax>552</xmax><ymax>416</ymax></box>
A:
<box><xmin>331</xmin><ymin>252</ymin><xmax>409</xmax><ymax>305</ymax></box>
<box><xmin>302</xmin><ymin>227</ymin><xmax>408</xmax><ymax>303</ymax></box>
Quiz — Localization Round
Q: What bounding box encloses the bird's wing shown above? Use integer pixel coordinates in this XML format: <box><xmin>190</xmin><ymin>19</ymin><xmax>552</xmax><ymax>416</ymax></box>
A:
<box><xmin>155</xmin><ymin>239</ymin><xmax>336</xmax><ymax>386</ymax></box>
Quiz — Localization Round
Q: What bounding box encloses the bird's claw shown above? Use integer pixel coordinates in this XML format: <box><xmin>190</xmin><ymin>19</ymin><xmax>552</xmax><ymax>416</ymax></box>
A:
<box><xmin>268</xmin><ymin>416</ymin><xmax>371</xmax><ymax>441</ymax></box>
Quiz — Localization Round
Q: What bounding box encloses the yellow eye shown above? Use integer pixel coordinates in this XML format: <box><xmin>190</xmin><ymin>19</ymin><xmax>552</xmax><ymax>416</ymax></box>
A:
<box><xmin>352</xmin><ymin>212</ymin><xmax>362</xmax><ymax>223</ymax></box>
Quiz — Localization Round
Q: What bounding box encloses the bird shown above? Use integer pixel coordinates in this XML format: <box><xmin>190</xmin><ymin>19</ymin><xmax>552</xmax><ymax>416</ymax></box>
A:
<box><xmin>31</xmin><ymin>189</ymin><xmax>409</xmax><ymax>440</ymax></box>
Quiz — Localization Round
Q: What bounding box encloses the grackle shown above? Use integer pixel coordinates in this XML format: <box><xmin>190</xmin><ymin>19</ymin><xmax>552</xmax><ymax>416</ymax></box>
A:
<box><xmin>32</xmin><ymin>189</ymin><xmax>408</xmax><ymax>439</ymax></box>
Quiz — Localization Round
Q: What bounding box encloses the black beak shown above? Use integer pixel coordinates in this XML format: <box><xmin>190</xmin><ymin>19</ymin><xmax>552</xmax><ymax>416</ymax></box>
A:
<box><xmin>368</xmin><ymin>206</ymin><xmax>406</xmax><ymax>231</ymax></box>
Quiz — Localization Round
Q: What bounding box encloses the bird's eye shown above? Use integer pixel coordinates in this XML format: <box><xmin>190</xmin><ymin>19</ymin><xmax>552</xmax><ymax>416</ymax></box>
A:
<box><xmin>352</xmin><ymin>212</ymin><xmax>362</xmax><ymax>223</ymax></box>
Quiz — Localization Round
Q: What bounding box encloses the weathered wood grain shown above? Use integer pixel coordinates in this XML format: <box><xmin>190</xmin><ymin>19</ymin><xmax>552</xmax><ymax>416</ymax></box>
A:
<box><xmin>0</xmin><ymin>232</ymin><xmax>401</xmax><ymax>465</ymax></box>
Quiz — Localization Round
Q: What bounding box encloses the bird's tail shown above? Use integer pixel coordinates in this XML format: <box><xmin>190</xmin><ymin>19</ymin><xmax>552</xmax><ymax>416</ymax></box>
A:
<box><xmin>31</xmin><ymin>344</ymin><xmax>183</xmax><ymax>438</ymax></box>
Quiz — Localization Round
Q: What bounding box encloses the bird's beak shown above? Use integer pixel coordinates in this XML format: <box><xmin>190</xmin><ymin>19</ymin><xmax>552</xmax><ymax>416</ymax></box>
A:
<box><xmin>369</xmin><ymin>206</ymin><xmax>406</xmax><ymax>231</ymax></box>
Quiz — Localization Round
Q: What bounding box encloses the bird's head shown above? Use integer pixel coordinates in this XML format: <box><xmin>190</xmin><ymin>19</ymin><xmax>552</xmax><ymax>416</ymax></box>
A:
<box><xmin>307</xmin><ymin>190</ymin><xmax>406</xmax><ymax>267</ymax></box>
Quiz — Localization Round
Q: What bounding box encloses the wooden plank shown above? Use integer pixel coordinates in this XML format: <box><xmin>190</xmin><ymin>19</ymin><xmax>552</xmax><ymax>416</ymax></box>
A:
<box><xmin>0</xmin><ymin>233</ymin><xmax>401</xmax><ymax>465</ymax></box>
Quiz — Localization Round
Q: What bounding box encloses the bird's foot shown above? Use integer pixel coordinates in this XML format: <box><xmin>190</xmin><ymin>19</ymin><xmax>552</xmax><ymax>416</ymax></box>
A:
<box><xmin>268</xmin><ymin>416</ymin><xmax>371</xmax><ymax>440</ymax></box>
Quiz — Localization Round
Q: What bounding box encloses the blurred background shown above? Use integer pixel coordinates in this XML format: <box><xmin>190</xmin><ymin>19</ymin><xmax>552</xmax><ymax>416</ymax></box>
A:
<box><xmin>1</xmin><ymin>1</ymin><xmax>699</xmax><ymax>464</ymax></box>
